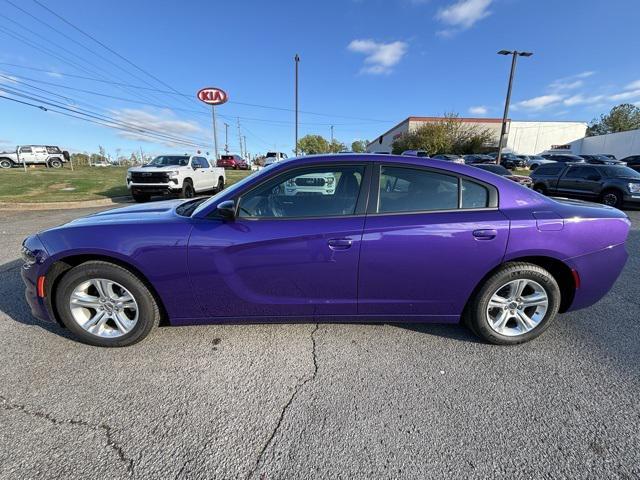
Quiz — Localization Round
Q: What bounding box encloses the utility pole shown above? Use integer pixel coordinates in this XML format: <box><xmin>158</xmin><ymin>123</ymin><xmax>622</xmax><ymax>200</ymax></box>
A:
<box><xmin>330</xmin><ymin>125</ymin><xmax>334</xmax><ymax>143</ymax></box>
<box><xmin>243</xmin><ymin>136</ymin><xmax>247</xmax><ymax>160</ymax></box>
<box><xmin>224</xmin><ymin>123</ymin><xmax>229</xmax><ymax>154</ymax></box>
<box><xmin>139</xmin><ymin>146</ymin><xmax>144</xmax><ymax>165</ymax></box>
<box><xmin>237</xmin><ymin>117</ymin><xmax>243</xmax><ymax>157</ymax></box>
<box><xmin>496</xmin><ymin>50</ymin><xmax>533</xmax><ymax>164</ymax></box>
<box><xmin>294</xmin><ymin>53</ymin><xmax>300</xmax><ymax>156</ymax></box>
<box><xmin>211</xmin><ymin>105</ymin><xmax>219</xmax><ymax>161</ymax></box>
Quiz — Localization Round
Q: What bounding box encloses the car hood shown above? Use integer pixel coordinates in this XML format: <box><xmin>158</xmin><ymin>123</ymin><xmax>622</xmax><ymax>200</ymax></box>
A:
<box><xmin>61</xmin><ymin>199</ymin><xmax>188</xmax><ymax>227</ymax></box>
<box><xmin>128</xmin><ymin>165</ymin><xmax>185</xmax><ymax>173</ymax></box>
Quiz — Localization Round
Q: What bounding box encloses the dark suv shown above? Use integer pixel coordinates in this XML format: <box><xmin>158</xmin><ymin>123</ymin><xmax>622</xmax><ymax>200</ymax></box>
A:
<box><xmin>541</xmin><ymin>154</ymin><xmax>586</xmax><ymax>164</ymax></box>
<box><xmin>530</xmin><ymin>163</ymin><xmax>640</xmax><ymax>208</ymax></box>
<box><xmin>579</xmin><ymin>154</ymin><xmax>625</xmax><ymax>165</ymax></box>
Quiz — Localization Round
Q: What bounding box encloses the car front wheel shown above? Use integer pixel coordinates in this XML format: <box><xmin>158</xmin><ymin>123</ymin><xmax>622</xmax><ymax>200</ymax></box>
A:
<box><xmin>0</xmin><ymin>159</ymin><xmax>13</xmax><ymax>169</ymax></box>
<box><xmin>55</xmin><ymin>261</ymin><xmax>160</xmax><ymax>347</ymax></box>
<box><xmin>464</xmin><ymin>262</ymin><xmax>561</xmax><ymax>345</ymax></box>
<box><xmin>181</xmin><ymin>180</ymin><xmax>195</xmax><ymax>198</ymax></box>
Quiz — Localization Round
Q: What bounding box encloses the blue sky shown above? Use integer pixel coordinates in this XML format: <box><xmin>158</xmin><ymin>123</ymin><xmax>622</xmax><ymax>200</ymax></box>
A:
<box><xmin>1</xmin><ymin>0</ymin><xmax>639</xmax><ymax>158</ymax></box>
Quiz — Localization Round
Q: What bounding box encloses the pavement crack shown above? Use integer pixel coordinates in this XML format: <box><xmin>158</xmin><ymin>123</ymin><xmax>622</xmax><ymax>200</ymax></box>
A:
<box><xmin>246</xmin><ymin>323</ymin><xmax>319</xmax><ymax>480</ymax></box>
<box><xmin>0</xmin><ymin>394</ymin><xmax>135</xmax><ymax>475</ymax></box>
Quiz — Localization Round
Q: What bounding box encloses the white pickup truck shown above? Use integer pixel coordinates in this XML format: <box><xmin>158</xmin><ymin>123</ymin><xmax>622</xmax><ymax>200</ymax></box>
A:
<box><xmin>126</xmin><ymin>154</ymin><xmax>225</xmax><ymax>203</ymax></box>
<box><xmin>0</xmin><ymin>145</ymin><xmax>69</xmax><ymax>169</ymax></box>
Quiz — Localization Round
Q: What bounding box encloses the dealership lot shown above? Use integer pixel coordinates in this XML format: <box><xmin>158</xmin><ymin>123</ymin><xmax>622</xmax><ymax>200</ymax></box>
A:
<box><xmin>0</xmin><ymin>207</ymin><xmax>638</xmax><ymax>479</ymax></box>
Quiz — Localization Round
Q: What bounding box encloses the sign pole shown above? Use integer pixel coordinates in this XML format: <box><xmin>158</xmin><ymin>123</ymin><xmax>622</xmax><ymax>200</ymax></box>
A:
<box><xmin>211</xmin><ymin>105</ymin><xmax>219</xmax><ymax>161</ymax></box>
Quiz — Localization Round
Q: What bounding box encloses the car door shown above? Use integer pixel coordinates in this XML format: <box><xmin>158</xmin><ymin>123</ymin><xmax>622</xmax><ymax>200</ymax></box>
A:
<box><xmin>18</xmin><ymin>146</ymin><xmax>35</xmax><ymax>163</ymax></box>
<box><xmin>556</xmin><ymin>166</ymin><xmax>596</xmax><ymax>198</ymax></box>
<box><xmin>357</xmin><ymin>164</ymin><xmax>509</xmax><ymax>320</ymax></box>
<box><xmin>190</xmin><ymin>157</ymin><xmax>206</xmax><ymax>192</ymax></box>
<box><xmin>188</xmin><ymin>163</ymin><xmax>371</xmax><ymax>318</ymax></box>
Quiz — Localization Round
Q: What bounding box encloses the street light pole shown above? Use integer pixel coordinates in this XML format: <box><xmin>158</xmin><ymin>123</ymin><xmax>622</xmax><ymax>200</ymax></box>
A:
<box><xmin>224</xmin><ymin>122</ymin><xmax>229</xmax><ymax>154</ymax></box>
<box><xmin>496</xmin><ymin>50</ymin><xmax>533</xmax><ymax>165</ymax></box>
<box><xmin>294</xmin><ymin>53</ymin><xmax>300</xmax><ymax>156</ymax></box>
<box><xmin>211</xmin><ymin>105</ymin><xmax>219</xmax><ymax>161</ymax></box>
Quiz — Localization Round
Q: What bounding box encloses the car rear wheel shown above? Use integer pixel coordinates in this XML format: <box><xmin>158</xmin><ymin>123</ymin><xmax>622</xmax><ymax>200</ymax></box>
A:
<box><xmin>215</xmin><ymin>177</ymin><xmax>225</xmax><ymax>193</ymax></box>
<box><xmin>55</xmin><ymin>261</ymin><xmax>160</xmax><ymax>347</ymax></box>
<box><xmin>0</xmin><ymin>159</ymin><xmax>13</xmax><ymax>169</ymax></box>
<box><xmin>48</xmin><ymin>159</ymin><xmax>63</xmax><ymax>168</ymax></box>
<box><xmin>601</xmin><ymin>189</ymin><xmax>622</xmax><ymax>208</ymax></box>
<box><xmin>529</xmin><ymin>164</ymin><xmax>539</xmax><ymax>170</ymax></box>
<box><xmin>533</xmin><ymin>184</ymin><xmax>546</xmax><ymax>195</ymax></box>
<box><xmin>464</xmin><ymin>262</ymin><xmax>560</xmax><ymax>345</ymax></box>
<box><xmin>181</xmin><ymin>180</ymin><xmax>195</xmax><ymax>198</ymax></box>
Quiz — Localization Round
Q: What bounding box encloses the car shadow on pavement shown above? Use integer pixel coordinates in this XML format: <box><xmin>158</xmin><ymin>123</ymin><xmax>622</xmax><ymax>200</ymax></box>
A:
<box><xmin>391</xmin><ymin>322</ymin><xmax>484</xmax><ymax>343</ymax></box>
<box><xmin>0</xmin><ymin>259</ymin><xmax>74</xmax><ymax>340</ymax></box>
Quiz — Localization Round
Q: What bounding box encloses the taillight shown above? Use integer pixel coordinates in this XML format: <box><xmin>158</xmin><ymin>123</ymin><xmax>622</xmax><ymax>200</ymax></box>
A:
<box><xmin>37</xmin><ymin>275</ymin><xmax>46</xmax><ymax>297</ymax></box>
<box><xmin>571</xmin><ymin>269</ymin><xmax>580</xmax><ymax>289</ymax></box>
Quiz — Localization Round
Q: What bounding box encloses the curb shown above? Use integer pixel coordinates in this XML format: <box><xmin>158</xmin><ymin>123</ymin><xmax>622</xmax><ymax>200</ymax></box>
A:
<box><xmin>0</xmin><ymin>196</ymin><xmax>133</xmax><ymax>211</ymax></box>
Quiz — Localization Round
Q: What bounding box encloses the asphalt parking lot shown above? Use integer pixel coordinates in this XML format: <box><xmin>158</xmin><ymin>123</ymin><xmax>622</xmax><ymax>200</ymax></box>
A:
<box><xmin>0</xmin><ymin>207</ymin><xmax>638</xmax><ymax>480</ymax></box>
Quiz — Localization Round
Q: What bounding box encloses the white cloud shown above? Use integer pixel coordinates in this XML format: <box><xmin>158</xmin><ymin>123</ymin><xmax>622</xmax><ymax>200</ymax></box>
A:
<box><xmin>0</xmin><ymin>74</ymin><xmax>18</xmax><ymax>85</ymax></box>
<box><xmin>109</xmin><ymin>108</ymin><xmax>205</xmax><ymax>147</ymax></box>
<box><xmin>515</xmin><ymin>94</ymin><xmax>564</xmax><ymax>110</ymax></box>
<box><xmin>549</xmin><ymin>79</ymin><xmax>583</xmax><ymax>91</ymax></box>
<box><xmin>608</xmin><ymin>89</ymin><xmax>640</xmax><ymax>102</ymax></box>
<box><xmin>575</xmin><ymin>71</ymin><xmax>595</xmax><ymax>79</ymax></box>
<box><xmin>46</xmin><ymin>71</ymin><xmax>63</xmax><ymax>78</ymax></box>
<box><xmin>469</xmin><ymin>105</ymin><xmax>488</xmax><ymax>115</ymax></box>
<box><xmin>563</xmin><ymin>94</ymin><xmax>604</xmax><ymax>106</ymax></box>
<box><xmin>624</xmin><ymin>80</ymin><xmax>640</xmax><ymax>91</ymax></box>
<box><xmin>436</xmin><ymin>0</ymin><xmax>492</xmax><ymax>34</ymax></box>
<box><xmin>347</xmin><ymin>39</ymin><xmax>408</xmax><ymax>74</ymax></box>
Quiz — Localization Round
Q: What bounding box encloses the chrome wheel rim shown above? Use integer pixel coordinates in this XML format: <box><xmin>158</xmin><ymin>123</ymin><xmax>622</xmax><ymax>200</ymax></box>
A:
<box><xmin>69</xmin><ymin>278</ymin><xmax>138</xmax><ymax>338</ymax></box>
<box><xmin>602</xmin><ymin>193</ymin><xmax>618</xmax><ymax>206</ymax></box>
<box><xmin>486</xmin><ymin>279</ymin><xmax>548</xmax><ymax>337</ymax></box>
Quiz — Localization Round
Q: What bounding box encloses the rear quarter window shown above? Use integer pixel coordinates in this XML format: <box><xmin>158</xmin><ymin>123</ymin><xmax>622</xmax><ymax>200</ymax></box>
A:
<box><xmin>535</xmin><ymin>164</ymin><xmax>563</xmax><ymax>176</ymax></box>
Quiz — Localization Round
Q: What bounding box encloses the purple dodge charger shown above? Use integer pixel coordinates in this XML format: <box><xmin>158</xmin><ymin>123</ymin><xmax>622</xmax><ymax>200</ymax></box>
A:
<box><xmin>21</xmin><ymin>154</ymin><xmax>630</xmax><ymax>347</ymax></box>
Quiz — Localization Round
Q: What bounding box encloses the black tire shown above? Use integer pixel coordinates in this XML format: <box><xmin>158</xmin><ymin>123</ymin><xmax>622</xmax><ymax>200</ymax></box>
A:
<box><xmin>600</xmin><ymin>189</ymin><xmax>622</xmax><ymax>208</ymax></box>
<box><xmin>132</xmin><ymin>192</ymin><xmax>150</xmax><ymax>203</ymax></box>
<box><xmin>48</xmin><ymin>158</ymin><xmax>63</xmax><ymax>168</ymax></box>
<box><xmin>0</xmin><ymin>158</ymin><xmax>13</xmax><ymax>169</ymax></box>
<box><xmin>215</xmin><ymin>177</ymin><xmax>225</xmax><ymax>193</ymax></box>
<box><xmin>180</xmin><ymin>180</ymin><xmax>195</xmax><ymax>198</ymax></box>
<box><xmin>55</xmin><ymin>261</ymin><xmax>160</xmax><ymax>347</ymax></box>
<box><xmin>533</xmin><ymin>184</ymin><xmax>547</xmax><ymax>195</ymax></box>
<box><xmin>529</xmin><ymin>164</ymin><xmax>539</xmax><ymax>171</ymax></box>
<box><xmin>464</xmin><ymin>262</ymin><xmax>561</xmax><ymax>345</ymax></box>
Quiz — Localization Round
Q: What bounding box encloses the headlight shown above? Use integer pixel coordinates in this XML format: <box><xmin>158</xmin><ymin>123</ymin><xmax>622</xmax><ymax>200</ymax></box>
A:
<box><xmin>21</xmin><ymin>245</ymin><xmax>37</xmax><ymax>267</ymax></box>
<box><xmin>126</xmin><ymin>171</ymin><xmax>131</xmax><ymax>179</ymax></box>
<box><xmin>169</xmin><ymin>170</ymin><xmax>180</xmax><ymax>178</ymax></box>
<box><xmin>629</xmin><ymin>183</ymin><xmax>640</xmax><ymax>193</ymax></box>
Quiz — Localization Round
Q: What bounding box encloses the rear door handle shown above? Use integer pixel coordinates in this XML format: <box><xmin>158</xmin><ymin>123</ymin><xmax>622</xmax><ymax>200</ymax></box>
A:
<box><xmin>327</xmin><ymin>238</ymin><xmax>353</xmax><ymax>250</ymax></box>
<box><xmin>473</xmin><ymin>229</ymin><xmax>497</xmax><ymax>240</ymax></box>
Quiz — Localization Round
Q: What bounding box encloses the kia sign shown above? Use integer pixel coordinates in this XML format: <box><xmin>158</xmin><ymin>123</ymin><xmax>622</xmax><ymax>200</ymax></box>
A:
<box><xmin>197</xmin><ymin>87</ymin><xmax>228</xmax><ymax>105</ymax></box>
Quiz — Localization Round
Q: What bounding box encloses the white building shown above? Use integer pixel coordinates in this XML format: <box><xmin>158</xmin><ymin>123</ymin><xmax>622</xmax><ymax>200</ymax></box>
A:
<box><xmin>570</xmin><ymin>128</ymin><xmax>640</xmax><ymax>159</ymax></box>
<box><xmin>366</xmin><ymin>116</ymin><xmax>587</xmax><ymax>155</ymax></box>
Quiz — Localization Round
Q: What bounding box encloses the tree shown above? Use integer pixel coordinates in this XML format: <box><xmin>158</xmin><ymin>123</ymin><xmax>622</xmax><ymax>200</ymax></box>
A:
<box><xmin>587</xmin><ymin>104</ymin><xmax>640</xmax><ymax>136</ymax></box>
<box><xmin>391</xmin><ymin>113</ymin><xmax>496</xmax><ymax>155</ymax></box>
<box><xmin>296</xmin><ymin>134</ymin><xmax>346</xmax><ymax>155</ymax></box>
<box><xmin>351</xmin><ymin>140</ymin><xmax>368</xmax><ymax>153</ymax></box>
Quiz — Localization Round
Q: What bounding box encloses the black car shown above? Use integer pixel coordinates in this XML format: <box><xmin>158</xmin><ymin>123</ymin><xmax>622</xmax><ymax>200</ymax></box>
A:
<box><xmin>488</xmin><ymin>152</ymin><xmax>526</xmax><ymax>169</ymax></box>
<box><xmin>579</xmin><ymin>154</ymin><xmax>625</xmax><ymax>165</ymax></box>
<box><xmin>530</xmin><ymin>163</ymin><xmax>640</xmax><ymax>208</ymax></box>
<box><xmin>620</xmin><ymin>155</ymin><xmax>640</xmax><ymax>172</ymax></box>
<box><xmin>472</xmin><ymin>164</ymin><xmax>533</xmax><ymax>187</ymax></box>
<box><xmin>463</xmin><ymin>154</ymin><xmax>495</xmax><ymax>164</ymax></box>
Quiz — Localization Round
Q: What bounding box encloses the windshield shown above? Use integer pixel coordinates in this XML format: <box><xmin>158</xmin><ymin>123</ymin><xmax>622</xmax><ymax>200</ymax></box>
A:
<box><xmin>600</xmin><ymin>166</ymin><xmax>640</xmax><ymax>178</ymax></box>
<box><xmin>191</xmin><ymin>164</ymin><xmax>278</xmax><ymax>217</ymax></box>
<box><xmin>147</xmin><ymin>155</ymin><xmax>189</xmax><ymax>166</ymax></box>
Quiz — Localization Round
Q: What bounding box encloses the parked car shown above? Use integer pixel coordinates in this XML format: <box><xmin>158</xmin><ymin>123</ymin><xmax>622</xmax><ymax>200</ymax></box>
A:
<box><xmin>472</xmin><ymin>164</ymin><xmax>533</xmax><ymax>187</ymax></box>
<box><xmin>579</xmin><ymin>154</ymin><xmax>626</xmax><ymax>165</ymax></box>
<box><xmin>463</xmin><ymin>154</ymin><xmax>495</xmax><ymax>165</ymax></box>
<box><xmin>217</xmin><ymin>154</ymin><xmax>249</xmax><ymax>170</ymax></box>
<box><xmin>263</xmin><ymin>151</ymin><xmax>288</xmax><ymax>166</ymax></box>
<box><xmin>530</xmin><ymin>162</ymin><xmax>640</xmax><ymax>208</ymax></box>
<box><xmin>22</xmin><ymin>154</ymin><xmax>630</xmax><ymax>347</ymax></box>
<box><xmin>431</xmin><ymin>154</ymin><xmax>465</xmax><ymax>165</ymax></box>
<box><xmin>90</xmin><ymin>160</ymin><xmax>111</xmax><ymax>167</ymax></box>
<box><xmin>126</xmin><ymin>154</ymin><xmax>225</xmax><ymax>203</ymax></box>
<box><xmin>620</xmin><ymin>155</ymin><xmax>640</xmax><ymax>172</ymax></box>
<box><xmin>401</xmin><ymin>150</ymin><xmax>430</xmax><ymax>157</ymax></box>
<box><xmin>517</xmin><ymin>155</ymin><xmax>552</xmax><ymax>170</ymax></box>
<box><xmin>541</xmin><ymin>154</ymin><xmax>586</xmax><ymax>165</ymax></box>
<box><xmin>0</xmin><ymin>145</ymin><xmax>70</xmax><ymax>169</ymax></box>
<box><xmin>487</xmin><ymin>152</ymin><xmax>526</xmax><ymax>169</ymax></box>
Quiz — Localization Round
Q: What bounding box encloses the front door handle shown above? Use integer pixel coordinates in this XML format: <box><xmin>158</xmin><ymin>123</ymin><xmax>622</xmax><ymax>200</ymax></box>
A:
<box><xmin>327</xmin><ymin>238</ymin><xmax>353</xmax><ymax>250</ymax></box>
<box><xmin>472</xmin><ymin>229</ymin><xmax>497</xmax><ymax>240</ymax></box>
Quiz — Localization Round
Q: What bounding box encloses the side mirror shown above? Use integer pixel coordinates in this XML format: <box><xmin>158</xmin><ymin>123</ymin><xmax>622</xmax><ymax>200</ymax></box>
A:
<box><xmin>216</xmin><ymin>200</ymin><xmax>236</xmax><ymax>219</ymax></box>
